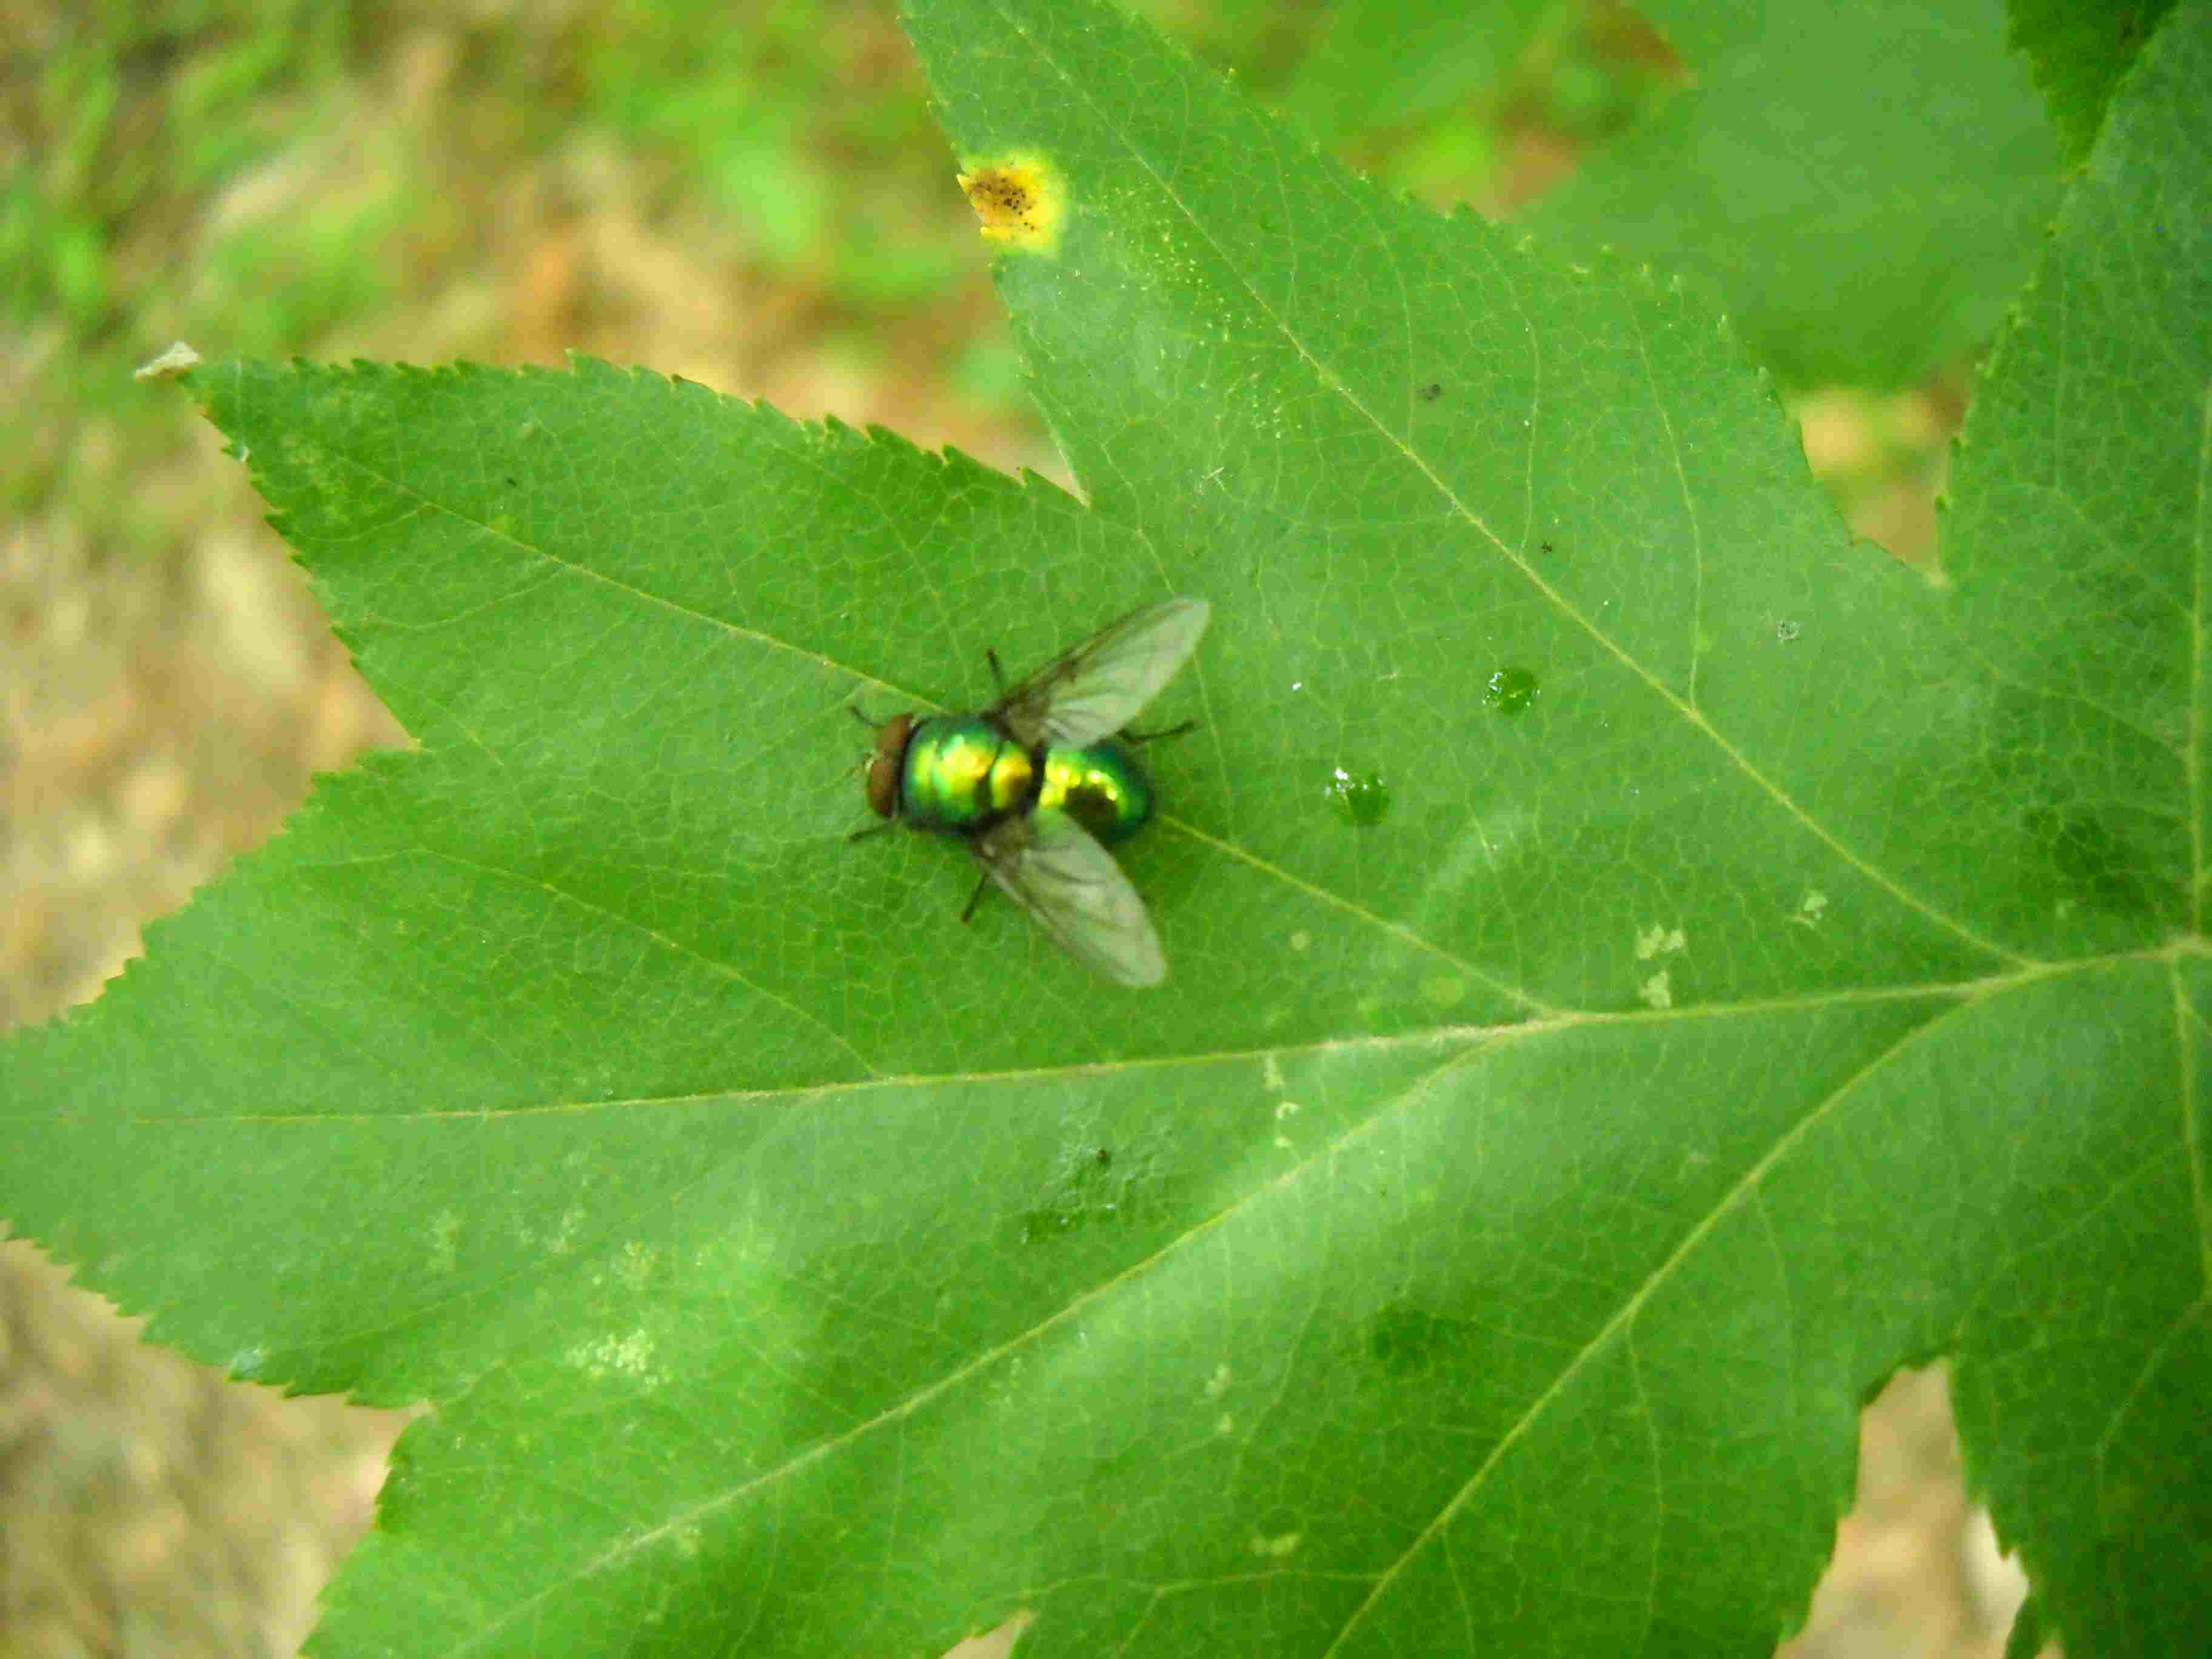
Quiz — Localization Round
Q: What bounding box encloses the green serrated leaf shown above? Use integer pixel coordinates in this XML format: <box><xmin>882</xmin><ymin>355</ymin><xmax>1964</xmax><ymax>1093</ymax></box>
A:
<box><xmin>1279</xmin><ymin>0</ymin><xmax>1555</xmax><ymax>139</ymax></box>
<box><xmin>1523</xmin><ymin>0</ymin><xmax>2069</xmax><ymax>389</ymax></box>
<box><xmin>2</xmin><ymin>0</ymin><xmax>2207</xmax><ymax>1655</ymax></box>
<box><xmin>2011</xmin><ymin>0</ymin><xmax>2176</xmax><ymax>163</ymax></box>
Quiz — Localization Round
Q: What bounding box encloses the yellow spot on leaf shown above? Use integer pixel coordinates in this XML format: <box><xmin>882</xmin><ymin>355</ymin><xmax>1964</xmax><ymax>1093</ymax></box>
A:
<box><xmin>957</xmin><ymin>155</ymin><xmax>1064</xmax><ymax>252</ymax></box>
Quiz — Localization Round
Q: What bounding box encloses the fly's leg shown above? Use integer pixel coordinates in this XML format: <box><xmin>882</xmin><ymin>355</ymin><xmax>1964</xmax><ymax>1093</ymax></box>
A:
<box><xmin>1122</xmin><ymin>719</ymin><xmax>1196</xmax><ymax>745</ymax></box>
<box><xmin>960</xmin><ymin>867</ymin><xmax>991</xmax><ymax>922</ymax></box>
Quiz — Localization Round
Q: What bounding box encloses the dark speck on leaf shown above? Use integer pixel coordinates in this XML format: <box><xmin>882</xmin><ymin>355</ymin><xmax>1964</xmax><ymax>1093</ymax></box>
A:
<box><xmin>1368</xmin><ymin>1300</ymin><xmax>1468</xmax><ymax>1378</ymax></box>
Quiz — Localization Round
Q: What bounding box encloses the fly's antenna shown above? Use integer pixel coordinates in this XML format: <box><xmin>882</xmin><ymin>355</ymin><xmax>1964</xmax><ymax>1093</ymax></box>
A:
<box><xmin>985</xmin><ymin>646</ymin><xmax>1008</xmax><ymax>697</ymax></box>
<box><xmin>824</xmin><ymin>700</ymin><xmax>880</xmax><ymax>790</ymax></box>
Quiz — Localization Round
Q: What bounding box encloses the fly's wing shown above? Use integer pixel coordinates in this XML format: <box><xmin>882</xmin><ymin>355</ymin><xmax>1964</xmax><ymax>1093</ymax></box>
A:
<box><xmin>994</xmin><ymin>597</ymin><xmax>1209</xmax><ymax>749</ymax></box>
<box><xmin>975</xmin><ymin>811</ymin><xmax>1168</xmax><ymax>987</ymax></box>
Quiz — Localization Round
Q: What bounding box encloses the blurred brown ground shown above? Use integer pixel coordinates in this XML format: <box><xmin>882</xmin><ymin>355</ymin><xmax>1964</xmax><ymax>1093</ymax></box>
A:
<box><xmin>3</xmin><ymin>6</ymin><xmax>2007</xmax><ymax>1655</ymax></box>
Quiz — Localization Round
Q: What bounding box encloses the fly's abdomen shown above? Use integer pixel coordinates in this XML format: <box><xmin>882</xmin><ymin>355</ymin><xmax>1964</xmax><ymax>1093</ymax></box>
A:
<box><xmin>900</xmin><ymin>716</ymin><xmax>1037</xmax><ymax>831</ymax></box>
<box><xmin>1039</xmin><ymin>739</ymin><xmax>1154</xmax><ymax>845</ymax></box>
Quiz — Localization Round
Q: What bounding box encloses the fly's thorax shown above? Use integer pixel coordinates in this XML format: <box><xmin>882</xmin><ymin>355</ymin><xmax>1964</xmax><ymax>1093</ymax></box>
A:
<box><xmin>899</xmin><ymin>715</ymin><xmax>1039</xmax><ymax>832</ymax></box>
<box><xmin>1039</xmin><ymin>737</ymin><xmax>1154</xmax><ymax>845</ymax></box>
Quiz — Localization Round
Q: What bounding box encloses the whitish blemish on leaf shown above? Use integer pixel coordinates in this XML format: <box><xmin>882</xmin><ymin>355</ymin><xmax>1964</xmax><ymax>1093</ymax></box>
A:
<box><xmin>1639</xmin><ymin>970</ymin><xmax>1674</xmax><ymax>1010</ymax></box>
<box><xmin>279</xmin><ymin>432</ymin><xmax>330</xmax><ymax>494</ymax></box>
<box><xmin>548</xmin><ymin>1207</ymin><xmax>584</xmax><ymax>1253</ymax></box>
<box><xmin>567</xmin><ymin>1330</ymin><xmax>662</xmax><ymax>1389</ymax></box>
<box><xmin>1261</xmin><ymin>1053</ymin><xmax>1285</xmax><ymax>1090</ymax></box>
<box><xmin>615</xmin><ymin>1242</ymin><xmax>657</xmax><ymax>1290</ymax></box>
<box><xmin>957</xmin><ymin>154</ymin><xmax>1064</xmax><ymax>252</ymax></box>
<box><xmin>989</xmin><ymin>1356</ymin><xmax>1029</xmax><ymax>1411</ymax></box>
<box><xmin>1635</xmin><ymin>923</ymin><xmax>1687</xmax><ymax>959</ymax></box>
<box><xmin>1273</xmin><ymin>1099</ymin><xmax>1302</xmax><ymax>1122</ymax></box>
<box><xmin>1250</xmin><ymin>1532</ymin><xmax>1303</xmax><ymax>1558</ymax></box>
<box><xmin>1204</xmin><ymin>1362</ymin><xmax>1232</xmax><ymax>1399</ymax></box>
<box><xmin>1421</xmin><ymin>975</ymin><xmax>1467</xmax><ymax>1007</ymax></box>
<box><xmin>1290</xmin><ymin>929</ymin><xmax>1310</xmax><ymax>951</ymax></box>
<box><xmin>1215</xmin><ymin>1413</ymin><xmax>1236</xmax><ymax>1435</ymax></box>
<box><xmin>429</xmin><ymin>1210</ymin><xmax>460</xmax><ymax>1274</ymax></box>
<box><xmin>1791</xmin><ymin>890</ymin><xmax>1830</xmax><ymax>927</ymax></box>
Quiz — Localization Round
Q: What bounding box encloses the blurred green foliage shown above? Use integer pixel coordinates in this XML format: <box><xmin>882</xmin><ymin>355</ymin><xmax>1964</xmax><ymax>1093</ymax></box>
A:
<box><xmin>2</xmin><ymin>2</ymin><xmax>1242</xmax><ymax>525</ymax></box>
<box><xmin>11</xmin><ymin>2</ymin><xmax>2133</xmax><ymax>549</ymax></box>
<box><xmin>5</xmin><ymin>4</ymin><xmax>348</xmax><ymax>341</ymax></box>
<box><xmin>581</xmin><ymin>0</ymin><xmax>957</xmax><ymax>306</ymax></box>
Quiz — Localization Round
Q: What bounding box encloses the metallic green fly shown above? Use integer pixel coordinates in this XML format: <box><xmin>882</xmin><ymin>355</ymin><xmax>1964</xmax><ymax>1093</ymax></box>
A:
<box><xmin>853</xmin><ymin>597</ymin><xmax>1210</xmax><ymax>987</ymax></box>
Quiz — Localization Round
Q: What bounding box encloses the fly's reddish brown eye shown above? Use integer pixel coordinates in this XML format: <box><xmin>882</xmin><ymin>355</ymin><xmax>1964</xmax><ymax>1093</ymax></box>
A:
<box><xmin>864</xmin><ymin>714</ymin><xmax>913</xmax><ymax>818</ymax></box>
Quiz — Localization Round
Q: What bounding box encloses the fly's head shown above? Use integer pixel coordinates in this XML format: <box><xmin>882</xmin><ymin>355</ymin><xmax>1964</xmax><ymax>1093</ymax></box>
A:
<box><xmin>862</xmin><ymin>711</ymin><xmax>915</xmax><ymax>820</ymax></box>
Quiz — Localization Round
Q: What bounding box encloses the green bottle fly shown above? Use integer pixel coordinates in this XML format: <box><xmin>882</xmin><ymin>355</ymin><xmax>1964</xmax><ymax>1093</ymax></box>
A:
<box><xmin>891</xmin><ymin>717</ymin><xmax>1154</xmax><ymax>845</ymax></box>
<box><xmin>855</xmin><ymin>598</ymin><xmax>1208</xmax><ymax>986</ymax></box>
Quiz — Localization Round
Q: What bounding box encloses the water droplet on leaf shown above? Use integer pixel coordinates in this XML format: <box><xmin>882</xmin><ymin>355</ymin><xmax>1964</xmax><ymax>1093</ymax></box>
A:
<box><xmin>1324</xmin><ymin>766</ymin><xmax>1390</xmax><ymax>825</ymax></box>
<box><xmin>1484</xmin><ymin>667</ymin><xmax>1539</xmax><ymax>716</ymax></box>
